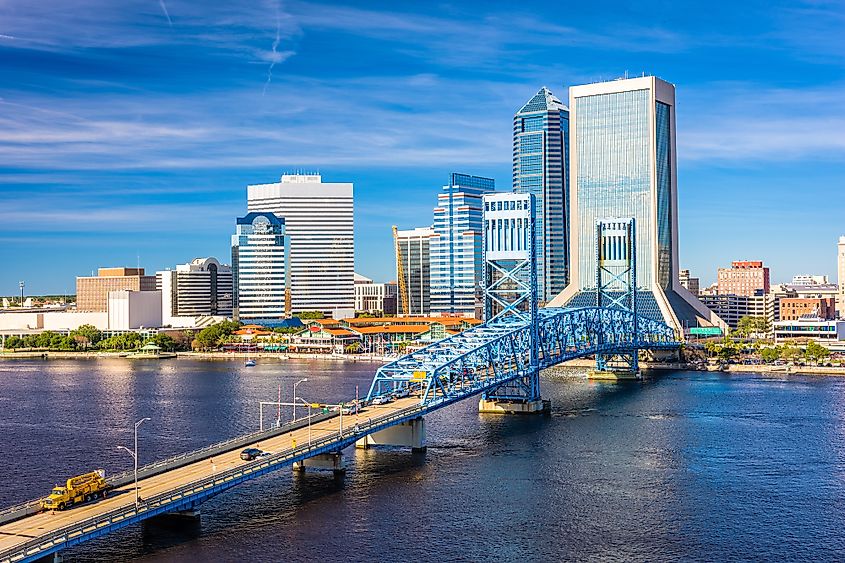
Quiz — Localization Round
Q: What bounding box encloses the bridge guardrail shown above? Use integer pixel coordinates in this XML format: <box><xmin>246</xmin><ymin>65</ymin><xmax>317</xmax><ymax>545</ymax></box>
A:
<box><xmin>1</xmin><ymin>403</ymin><xmax>424</xmax><ymax>563</ymax></box>
<box><xmin>0</xmin><ymin>412</ymin><xmax>337</xmax><ymax>527</ymax></box>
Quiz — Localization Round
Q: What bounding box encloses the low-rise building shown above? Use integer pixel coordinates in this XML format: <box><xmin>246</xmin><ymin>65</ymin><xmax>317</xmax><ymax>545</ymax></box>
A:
<box><xmin>698</xmin><ymin>293</ymin><xmax>775</xmax><ymax>331</ymax></box>
<box><xmin>679</xmin><ymin>269</ymin><xmax>700</xmax><ymax>296</ymax></box>
<box><xmin>779</xmin><ymin>297</ymin><xmax>837</xmax><ymax>321</ymax></box>
<box><xmin>353</xmin><ymin>273</ymin><xmax>398</xmax><ymax>314</ymax></box>
<box><xmin>717</xmin><ymin>260</ymin><xmax>770</xmax><ymax>297</ymax></box>
<box><xmin>774</xmin><ymin>317</ymin><xmax>845</xmax><ymax>344</ymax></box>
<box><xmin>107</xmin><ymin>290</ymin><xmax>162</xmax><ymax>330</ymax></box>
<box><xmin>158</xmin><ymin>257</ymin><xmax>233</xmax><ymax>327</ymax></box>
<box><xmin>791</xmin><ymin>274</ymin><xmax>829</xmax><ymax>285</ymax></box>
<box><xmin>76</xmin><ymin>267</ymin><xmax>156</xmax><ymax>312</ymax></box>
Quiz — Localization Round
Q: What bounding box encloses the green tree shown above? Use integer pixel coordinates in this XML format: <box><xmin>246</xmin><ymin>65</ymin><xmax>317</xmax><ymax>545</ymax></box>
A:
<box><xmin>780</xmin><ymin>345</ymin><xmax>802</xmax><ymax>361</ymax></box>
<box><xmin>735</xmin><ymin>316</ymin><xmax>770</xmax><ymax>339</ymax></box>
<box><xmin>69</xmin><ymin>324</ymin><xmax>102</xmax><ymax>349</ymax></box>
<box><xmin>805</xmin><ymin>341</ymin><xmax>831</xmax><ymax>361</ymax></box>
<box><xmin>146</xmin><ymin>333</ymin><xmax>176</xmax><ymax>351</ymax></box>
<box><xmin>4</xmin><ymin>336</ymin><xmax>23</xmax><ymax>349</ymax></box>
<box><xmin>760</xmin><ymin>346</ymin><xmax>781</xmax><ymax>363</ymax></box>
<box><xmin>296</xmin><ymin>311</ymin><xmax>325</xmax><ymax>320</ymax></box>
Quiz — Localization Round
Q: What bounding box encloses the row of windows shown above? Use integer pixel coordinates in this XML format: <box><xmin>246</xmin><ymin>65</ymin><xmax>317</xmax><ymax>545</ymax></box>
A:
<box><xmin>484</xmin><ymin>199</ymin><xmax>527</xmax><ymax>211</ymax></box>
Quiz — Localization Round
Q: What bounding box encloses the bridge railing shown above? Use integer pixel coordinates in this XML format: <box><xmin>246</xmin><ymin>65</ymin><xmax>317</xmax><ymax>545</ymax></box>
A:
<box><xmin>0</xmin><ymin>412</ymin><xmax>337</xmax><ymax>527</ymax></box>
<box><xmin>0</xmin><ymin>403</ymin><xmax>429</xmax><ymax>563</ymax></box>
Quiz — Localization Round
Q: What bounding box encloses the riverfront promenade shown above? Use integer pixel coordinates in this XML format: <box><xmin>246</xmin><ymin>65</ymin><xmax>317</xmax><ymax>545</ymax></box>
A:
<box><xmin>0</xmin><ymin>396</ymin><xmax>419</xmax><ymax>559</ymax></box>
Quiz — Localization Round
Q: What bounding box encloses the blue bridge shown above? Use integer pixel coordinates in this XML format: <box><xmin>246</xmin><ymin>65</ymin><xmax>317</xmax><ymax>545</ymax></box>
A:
<box><xmin>0</xmin><ymin>305</ymin><xmax>677</xmax><ymax>563</ymax></box>
<box><xmin>0</xmin><ymin>204</ymin><xmax>681</xmax><ymax>562</ymax></box>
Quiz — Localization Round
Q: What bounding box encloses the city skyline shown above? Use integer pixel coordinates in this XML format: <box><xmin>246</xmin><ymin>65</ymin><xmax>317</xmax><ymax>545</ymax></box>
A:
<box><xmin>1</xmin><ymin>1</ymin><xmax>844</xmax><ymax>293</ymax></box>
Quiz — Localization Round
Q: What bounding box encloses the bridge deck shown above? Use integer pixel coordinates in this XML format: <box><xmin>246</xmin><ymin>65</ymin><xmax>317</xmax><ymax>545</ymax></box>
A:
<box><xmin>0</xmin><ymin>397</ymin><xmax>420</xmax><ymax>559</ymax></box>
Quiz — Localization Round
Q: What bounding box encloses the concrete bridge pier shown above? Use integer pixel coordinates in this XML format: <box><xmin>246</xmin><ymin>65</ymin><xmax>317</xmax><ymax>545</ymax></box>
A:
<box><xmin>355</xmin><ymin>417</ymin><xmax>426</xmax><ymax>452</ymax></box>
<box><xmin>477</xmin><ymin>398</ymin><xmax>550</xmax><ymax>414</ymax></box>
<box><xmin>35</xmin><ymin>552</ymin><xmax>62</xmax><ymax>563</ymax></box>
<box><xmin>293</xmin><ymin>452</ymin><xmax>345</xmax><ymax>476</ymax></box>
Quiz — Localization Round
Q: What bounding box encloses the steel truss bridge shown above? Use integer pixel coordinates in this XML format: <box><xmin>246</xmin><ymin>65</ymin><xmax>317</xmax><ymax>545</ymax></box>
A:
<box><xmin>0</xmin><ymin>305</ymin><xmax>677</xmax><ymax>563</ymax></box>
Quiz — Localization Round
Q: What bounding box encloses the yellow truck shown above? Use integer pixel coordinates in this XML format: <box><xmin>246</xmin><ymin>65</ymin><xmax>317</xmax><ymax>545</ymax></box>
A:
<box><xmin>41</xmin><ymin>470</ymin><xmax>108</xmax><ymax>511</ymax></box>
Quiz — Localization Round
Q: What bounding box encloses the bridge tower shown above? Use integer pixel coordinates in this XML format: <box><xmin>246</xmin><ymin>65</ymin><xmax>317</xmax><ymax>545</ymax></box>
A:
<box><xmin>592</xmin><ymin>218</ymin><xmax>641</xmax><ymax>379</ymax></box>
<box><xmin>477</xmin><ymin>192</ymin><xmax>549</xmax><ymax>414</ymax></box>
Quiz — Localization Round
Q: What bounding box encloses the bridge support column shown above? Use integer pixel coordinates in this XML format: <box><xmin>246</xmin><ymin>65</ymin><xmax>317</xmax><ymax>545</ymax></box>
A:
<box><xmin>355</xmin><ymin>417</ymin><xmax>425</xmax><ymax>452</ymax></box>
<box><xmin>35</xmin><ymin>552</ymin><xmax>63</xmax><ymax>563</ymax></box>
<box><xmin>478</xmin><ymin>397</ymin><xmax>550</xmax><ymax>414</ymax></box>
<box><xmin>293</xmin><ymin>452</ymin><xmax>345</xmax><ymax>475</ymax></box>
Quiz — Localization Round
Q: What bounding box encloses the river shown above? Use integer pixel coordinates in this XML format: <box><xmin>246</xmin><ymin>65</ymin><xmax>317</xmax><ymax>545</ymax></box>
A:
<box><xmin>1</xmin><ymin>358</ymin><xmax>844</xmax><ymax>561</ymax></box>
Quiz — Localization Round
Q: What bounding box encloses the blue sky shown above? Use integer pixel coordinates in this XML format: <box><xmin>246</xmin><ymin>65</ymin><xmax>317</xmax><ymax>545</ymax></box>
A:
<box><xmin>1</xmin><ymin>0</ymin><xmax>843</xmax><ymax>294</ymax></box>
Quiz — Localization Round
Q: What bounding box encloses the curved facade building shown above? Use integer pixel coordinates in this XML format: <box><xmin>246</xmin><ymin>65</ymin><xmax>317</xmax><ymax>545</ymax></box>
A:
<box><xmin>549</xmin><ymin>76</ymin><xmax>722</xmax><ymax>334</ymax></box>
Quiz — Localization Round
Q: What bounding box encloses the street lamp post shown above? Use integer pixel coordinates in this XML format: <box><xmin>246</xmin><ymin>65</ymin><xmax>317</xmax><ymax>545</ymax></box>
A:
<box><xmin>292</xmin><ymin>378</ymin><xmax>308</xmax><ymax>421</ymax></box>
<box><xmin>295</xmin><ymin>397</ymin><xmax>312</xmax><ymax>445</ymax></box>
<box><xmin>117</xmin><ymin>417</ymin><xmax>151</xmax><ymax>507</ymax></box>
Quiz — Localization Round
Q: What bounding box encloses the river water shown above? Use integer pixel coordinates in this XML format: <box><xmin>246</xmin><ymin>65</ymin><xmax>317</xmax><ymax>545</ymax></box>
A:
<box><xmin>1</xmin><ymin>358</ymin><xmax>844</xmax><ymax>561</ymax></box>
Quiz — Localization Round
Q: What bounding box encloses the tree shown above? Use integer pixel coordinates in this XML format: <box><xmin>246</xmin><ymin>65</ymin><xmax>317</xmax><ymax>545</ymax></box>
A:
<box><xmin>194</xmin><ymin>320</ymin><xmax>241</xmax><ymax>350</ymax></box>
<box><xmin>296</xmin><ymin>311</ymin><xmax>325</xmax><ymax>320</ymax></box>
<box><xmin>146</xmin><ymin>333</ymin><xmax>176</xmax><ymax>351</ymax></box>
<box><xmin>735</xmin><ymin>316</ymin><xmax>770</xmax><ymax>339</ymax></box>
<box><xmin>805</xmin><ymin>341</ymin><xmax>830</xmax><ymax>362</ymax></box>
<box><xmin>69</xmin><ymin>324</ymin><xmax>102</xmax><ymax>350</ymax></box>
<box><xmin>4</xmin><ymin>336</ymin><xmax>22</xmax><ymax>349</ymax></box>
<box><xmin>760</xmin><ymin>346</ymin><xmax>781</xmax><ymax>363</ymax></box>
<box><xmin>780</xmin><ymin>345</ymin><xmax>802</xmax><ymax>361</ymax></box>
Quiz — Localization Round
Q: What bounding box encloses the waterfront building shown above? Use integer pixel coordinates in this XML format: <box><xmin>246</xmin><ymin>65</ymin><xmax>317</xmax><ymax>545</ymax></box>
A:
<box><xmin>395</xmin><ymin>227</ymin><xmax>434</xmax><ymax>316</ymax></box>
<box><xmin>792</xmin><ymin>274</ymin><xmax>829</xmax><ymax>285</ymax></box>
<box><xmin>773</xmin><ymin>317</ymin><xmax>845</xmax><ymax>344</ymax></box>
<box><xmin>779</xmin><ymin>297</ymin><xmax>837</xmax><ymax>321</ymax></box>
<box><xmin>76</xmin><ymin>268</ymin><xmax>156</xmax><ymax>312</ymax></box>
<box><xmin>549</xmin><ymin>76</ymin><xmax>721</xmax><ymax>334</ymax></box>
<box><xmin>354</xmin><ymin>273</ymin><xmax>398</xmax><ymax>314</ymax></box>
<box><xmin>698</xmin><ymin>293</ymin><xmax>775</xmax><ymax>331</ymax></box>
<box><xmin>839</xmin><ymin>236</ymin><xmax>845</xmax><ymax>318</ymax></box>
<box><xmin>107</xmin><ymin>290</ymin><xmax>162</xmax><ymax>330</ymax></box>
<box><xmin>717</xmin><ymin>260</ymin><xmax>770</xmax><ymax>297</ymax></box>
<box><xmin>430</xmin><ymin>173</ymin><xmax>496</xmax><ymax>318</ymax></box>
<box><xmin>247</xmin><ymin>174</ymin><xmax>354</xmax><ymax>315</ymax></box>
<box><xmin>157</xmin><ymin>257</ymin><xmax>233</xmax><ymax>327</ymax></box>
<box><xmin>679</xmin><ymin>269</ymin><xmax>700</xmax><ymax>296</ymax></box>
<box><xmin>513</xmin><ymin>87</ymin><xmax>569</xmax><ymax>302</ymax></box>
<box><xmin>231</xmin><ymin>212</ymin><xmax>290</xmax><ymax>322</ymax></box>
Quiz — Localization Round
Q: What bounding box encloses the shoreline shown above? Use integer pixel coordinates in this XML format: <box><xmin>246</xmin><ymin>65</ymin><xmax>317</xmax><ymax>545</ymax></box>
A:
<box><xmin>3</xmin><ymin>350</ymin><xmax>845</xmax><ymax>377</ymax></box>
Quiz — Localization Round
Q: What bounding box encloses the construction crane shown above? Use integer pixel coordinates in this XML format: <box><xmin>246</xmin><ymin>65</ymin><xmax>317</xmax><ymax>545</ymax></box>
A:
<box><xmin>392</xmin><ymin>225</ymin><xmax>410</xmax><ymax>316</ymax></box>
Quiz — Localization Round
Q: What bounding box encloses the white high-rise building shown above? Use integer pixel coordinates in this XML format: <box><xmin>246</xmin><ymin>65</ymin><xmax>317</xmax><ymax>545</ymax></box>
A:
<box><xmin>396</xmin><ymin>227</ymin><xmax>434</xmax><ymax>316</ymax></box>
<box><xmin>232</xmin><ymin>212</ymin><xmax>290</xmax><ymax>321</ymax></box>
<box><xmin>157</xmin><ymin>257</ymin><xmax>233</xmax><ymax>327</ymax></box>
<box><xmin>838</xmin><ymin>236</ymin><xmax>845</xmax><ymax>318</ymax></box>
<box><xmin>247</xmin><ymin>174</ymin><xmax>354</xmax><ymax>315</ymax></box>
<box><xmin>550</xmin><ymin>76</ymin><xmax>722</xmax><ymax>334</ymax></box>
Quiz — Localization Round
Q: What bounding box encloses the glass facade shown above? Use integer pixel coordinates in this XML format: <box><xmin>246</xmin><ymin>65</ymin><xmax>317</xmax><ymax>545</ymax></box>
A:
<box><xmin>655</xmin><ymin>101</ymin><xmax>673</xmax><ymax>290</ymax></box>
<box><xmin>430</xmin><ymin>173</ymin><xmax>495</xmax><ymax>317</ymax></box>
<box><xmin>575</xmin><ymin>88</ymin><xmax>654</xmax><ymax>291</ymax></box>
<box><xmin>513</xmin><ymin>87</ymin><xmax>569</xmax><ymax>303</ymax></box>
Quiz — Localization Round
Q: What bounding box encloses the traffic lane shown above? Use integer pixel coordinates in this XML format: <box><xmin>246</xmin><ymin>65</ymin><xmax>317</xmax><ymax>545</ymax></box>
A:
<box><xmin>0</xmin><ymin>397</ymin><xmax>420</xmax><ymax>552</ymax></box>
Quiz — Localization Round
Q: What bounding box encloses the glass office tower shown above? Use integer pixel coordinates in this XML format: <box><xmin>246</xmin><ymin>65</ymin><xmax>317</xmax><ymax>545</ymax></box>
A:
<box><xmin>430</xmin><ymin>173</ymin><xmax>495</xmax><ymax>318</ymax></box>
<box><xmin>549</xmin><ymin>76</ymin><xmax>721</xmax><ymax>333</ymax></box>
<box><xmin>513</xmin><ymin>87</ymin><xmax>569</xmax><ymax>303</ymax></box>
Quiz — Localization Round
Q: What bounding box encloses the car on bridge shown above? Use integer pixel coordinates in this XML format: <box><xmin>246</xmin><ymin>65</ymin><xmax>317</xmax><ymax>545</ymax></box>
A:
<box><xmin>240</xmin><ymin>448</ymin><xmax>263</xmax><ymax>461</ymax></box>
<box><xmin>371</xmin><ymin>395</ymin><xmax>392</xmax><ymax>405</ymax></box>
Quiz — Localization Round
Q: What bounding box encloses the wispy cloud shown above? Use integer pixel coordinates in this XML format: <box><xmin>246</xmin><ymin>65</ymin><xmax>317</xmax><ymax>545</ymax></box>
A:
<box><xmin>158</xmin><ymin>0</ymin><xmax>173</xmax><ymax>26</ymax></box>
<box><xmin>679</xmin><ymin>82</ymin><xmax>845</xmax><ymax>162</ymax></box>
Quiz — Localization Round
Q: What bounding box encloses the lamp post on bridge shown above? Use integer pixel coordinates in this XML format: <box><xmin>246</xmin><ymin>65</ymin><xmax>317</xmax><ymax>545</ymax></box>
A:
<box><xmin>292</xmin><ymin>378</ymin><xmax>308</xmax><ymax>421</ymax></box>
<box><xmin>116</xmin><ymin>417</ymin><xmax>151</xmax><ymax>507</ymax></box>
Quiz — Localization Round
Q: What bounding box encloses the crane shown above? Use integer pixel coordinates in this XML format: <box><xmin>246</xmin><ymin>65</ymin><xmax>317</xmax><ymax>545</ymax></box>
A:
<box><xmin>392</xmin><ymin>225</ymin><xmax>410</xmax><ymax>316</ymax></box>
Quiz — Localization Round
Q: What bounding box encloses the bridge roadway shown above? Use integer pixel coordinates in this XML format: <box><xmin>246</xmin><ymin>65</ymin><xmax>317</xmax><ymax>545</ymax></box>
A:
<box><xmin>0</xmin><ymin>396</ymin><xmax>423</xmax><ymax>563</ymax></box>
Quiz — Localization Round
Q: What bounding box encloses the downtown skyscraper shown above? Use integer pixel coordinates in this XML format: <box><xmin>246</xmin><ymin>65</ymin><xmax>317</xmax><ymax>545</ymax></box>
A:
<box><xmin>247</xmin><ymin>174</ymin><xmax>354</xmax><ymax>316</ymax></box>
<box><xmin>549</xmin><ymin>76</ymin><xmax>721</xmax><ymax>333</ymax></box>
<box><xmin>513</xmin><ymin>87</ymin><xmax>569</xmax><ymax>303</ymax></box>
<box><xmin>430</xmin><ymin>173</ymin><xmax>495</xmax><ymax>317</ymax></box>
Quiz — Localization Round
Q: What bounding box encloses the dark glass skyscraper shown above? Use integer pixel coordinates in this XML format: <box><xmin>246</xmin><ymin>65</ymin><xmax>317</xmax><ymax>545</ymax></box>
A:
<box><xmin>513</xmin><ymin>87</ymin><xmax>569</xmax><ymax>303</ymax></box>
